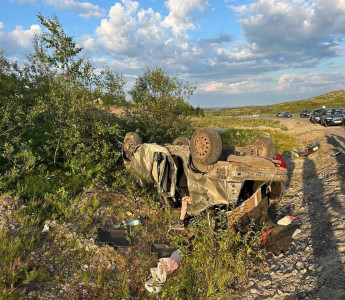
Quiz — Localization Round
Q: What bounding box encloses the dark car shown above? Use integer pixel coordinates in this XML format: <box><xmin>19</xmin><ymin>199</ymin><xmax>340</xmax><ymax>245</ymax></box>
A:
<box><xmin>309</xmin><ymin>108</ymin><xmax>325</xmax><ymax>124</ymax></box>
<box><xmin>283</xmin><ymin>112</ymin><xmax>292</xmax><ymax>118</ymax></box>
<box><xmin>320</xmin><ymin>108</ymin><xmax>344</xmax><ymax>126</ymax></box>
<box><xmin>276</xmin><ymin>112</ymin><xmax>283</xmax><ymax>117</ymax></box>
<box><xmin>300</xmin><ymin>109</ymin><xmax>310</xmax><ymax>118</ymax></box>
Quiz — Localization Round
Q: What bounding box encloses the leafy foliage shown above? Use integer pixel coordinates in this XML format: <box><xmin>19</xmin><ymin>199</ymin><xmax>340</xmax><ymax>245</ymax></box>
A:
<box><xmin>128</xmin><ymin>67</ymin><xmax>197</xmax><ymax>143</ymax></box>
<box><xmin>0</xmin><ymin>14</ymin><xmax>275</xmax><ymax>300</ymax></box>
<box><xmin>163</xmin><ymin>217</ymin><xmax>265</xmax><ymax>299</ymax></box>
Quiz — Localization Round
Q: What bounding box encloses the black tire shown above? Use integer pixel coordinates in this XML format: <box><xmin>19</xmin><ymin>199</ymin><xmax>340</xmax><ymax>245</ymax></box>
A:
<box><xmin>250</xmin><ymin>136</ymin><xmax>277</xmax><ymax>159</ymax></box>
<box><xmin>123</xmin><ymin>132</ymin><xmax>142</xmax><ymax>159</ymax></box>
<box><xmin>190</xmin><ymin>127</ymin><xmax>222</xmax><ymax>165</ymax></box>
<box><xmin>173</xmin><ymin>137</ymin><xmax>190</xmax><ymax>146</ymax></box>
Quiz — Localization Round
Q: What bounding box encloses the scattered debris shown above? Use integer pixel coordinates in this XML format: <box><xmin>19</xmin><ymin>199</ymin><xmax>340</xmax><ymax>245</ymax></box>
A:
<box><xmin>145</xmin><ymin>250</ymin><xmax>182</xmax><ymax>293</ymax></box>
<box><xmin>151</xmin><ymin>243</ymin><xmax>177</xmax><ymax>259</ymax></box>
<box><xmin>277</xmin><ymin>215</ymin><xmax>294</xmax><ymax>225</ymax></box>
<box><xmin>293</xmin><ymin>141</ymin><xmax>320</xmax><ymax>158</ymax></box>
<box><xmin>145</xmin><ymin>279</ymin><xmax>162</xmax><ymax>294</ymax></box>
<box><xmin>42</xmin><ymin>224</ymin><xmax>50</xmax><ymax>233</ymax></box>
<box><xmin>292</xmin><ymin>228</ymin><xmax>302</xmax><ymax>239</ymax></box>
<box><xmin>97</xmin><ymin>228</ymin><xmax>131</xmax><ymax>247</ymax></box>
<box><xmin>262</xmin><ymin>222</ymin><xmax>300</xmax><ymax>254</ymax></box>
<box><xmin>331</xmin><ymin>150</ymin><xmax>343</xmax><ymax>157</ymax></box>
<box><xmin>126</xmin><ymin>219</ymin><xmax>142</xmax><ymax>226</ymax></box>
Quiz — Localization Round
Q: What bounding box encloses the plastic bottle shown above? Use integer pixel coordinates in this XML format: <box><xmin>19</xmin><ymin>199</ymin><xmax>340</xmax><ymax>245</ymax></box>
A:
<box><xmin>127</xmin><ymin>219</ymin><xmax>142</xmax><ymax>226</ymax></box>
<box><xmin>277</xmin><ymin>215</ymin><xmax>294</xmax><ymax>226</ymax></box>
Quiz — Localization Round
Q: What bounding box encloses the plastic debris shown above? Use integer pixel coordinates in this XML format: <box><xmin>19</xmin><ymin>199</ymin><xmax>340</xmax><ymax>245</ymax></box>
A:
<box><xmin>42</xmin><ymin>224</ymin><xmax>50</xmax><ymax>233</ymax></box>
<box><xmin>292</xmin><ymin>141</ymin><xmax>320</xmax><ymax>158</ymax></box>
<box><xmin>331</xmin><ymin>150</ymin><xmax>343</xmax><ymax>157</ymax></box>
<box><xmin>277</xmin><ymin>215</ymin><xmax>294</xmax><ymax>226</ymax></box>
<box><xmin>151</xmin><ymin>243</ymin><xmax>177</xmax><ymax>259</ymax></box>
<box><xmin>145</xmin><ymin>250</ymin><xmax>182</xmax><ymax>293</ymax></box>
<box><xmin>145</xmin><ymin>279</ymin><xmax>162</xmax><ymax>293</ymax></box>
<box><xmin>170</xmin><ymin>250</ymin><xmax>182</xmax><ymax>263</ymax></box>
<box><xmin>260</xmin><ymin>228</ymin><xmax>273</xmax><ymax>246</ymax></box>
<box><xmin>97</xmin><ymin>228</ymin><xmax>131</xmax><ymax>247</ymax></box>
<box><xmin>292</xmin><ymin>228</ymin><xmax>302</xmax><ymax>239</ymax></box>
<box><xmin>126</xmin><ymin>219</ymin><xmax>141</xmax><ymax>226</ymax></box>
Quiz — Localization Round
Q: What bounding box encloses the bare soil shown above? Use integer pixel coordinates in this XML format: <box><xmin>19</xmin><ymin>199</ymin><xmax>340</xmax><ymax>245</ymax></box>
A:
<box><xmin>239</xmin><ymin>119</ymin><xmax>345</xmax><ymax>299</ymax></box>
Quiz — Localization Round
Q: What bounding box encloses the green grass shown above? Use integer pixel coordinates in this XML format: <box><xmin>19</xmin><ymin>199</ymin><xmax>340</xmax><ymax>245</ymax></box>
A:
<box><xmin>195</xmin><ymin>116</ymin><xmax>288</xmax><ymax>131</ymax></box>
<box><xmin>163</xmin><ymin>217</ymin><xmax>266</xmax><ymax>299</ymax></box>
<box><xmin>206</xmin><ymin>90</ymin><xmax>345</xmax><ymax>116</ymax></box>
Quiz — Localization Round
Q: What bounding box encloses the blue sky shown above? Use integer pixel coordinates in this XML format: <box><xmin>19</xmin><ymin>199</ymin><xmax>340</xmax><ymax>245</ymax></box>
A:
<box><xmin>1</xmin><ymin>0</ymin><xmax>345</xmax><ymax>107</ymax></box>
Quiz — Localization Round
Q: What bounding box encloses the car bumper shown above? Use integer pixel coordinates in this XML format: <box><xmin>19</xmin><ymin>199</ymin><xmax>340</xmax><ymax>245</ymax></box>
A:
<box><xmin>325</xmin><ymin>119</ymin><xmax>344</xmax><ymax>125</ymax></box>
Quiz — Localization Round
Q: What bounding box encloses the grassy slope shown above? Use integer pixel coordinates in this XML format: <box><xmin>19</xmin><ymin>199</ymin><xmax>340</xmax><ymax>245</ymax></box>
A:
<box><xmin>206</xmin><ymin>90</ymin><xmax>345</xmax><ymax>116</ymax></box>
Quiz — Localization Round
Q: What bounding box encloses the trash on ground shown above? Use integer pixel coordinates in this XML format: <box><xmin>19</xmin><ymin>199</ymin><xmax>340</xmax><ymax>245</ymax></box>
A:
<box><xmin>261</xmin><ymin>221</ymin><xmax>300</xmax><ymax>254</ymax></box>
<box><xmin>42</xmin><ymin>224</ymin><xmax>50</xmax><ymax>233</ymax></box>
<box><xmin>97</xmin><ymin>228</ymin><xmax>131</xmax><ymax>247</ymax></box>
<box><xmin>145</xmin><ymin>250</ymin><xmax>182</xmax><ymax>293</ymax></box>
<box><xmin>293</xmin><ymin>141</ymin><xmax>320</xmax><ymax>158</ymax></box>
<box><xmin>145</xmin><ymin>279</ymin><xmax>162</xmax><ymax>293</ymax></box>
<box><xmin>277</xmin><ymin>215</ymin><xmax>294</xmax><ymax>226</ymax></box>
<box><xmin>126</xmin><ymin>219</ymin><xmax>142</xmax><ymax>226</ymax></box>
<box><xmin>151</xmin><ymin>243</ymin><xmax>177</xmax><ymax>259</ymax></box>
<box><xmin>331</xmin><ymin>150</ymin><xmax>343</xmax><ymax>157</ymax></box>
<box><xmin>228</xmin><ymin>191</ymin><xmax>300</xmax><ymax>254</ymax></box>
<box><xmin>292</xmin><ymin>228</ymin><xmax>302</xmax><ymax>239</ymax></box>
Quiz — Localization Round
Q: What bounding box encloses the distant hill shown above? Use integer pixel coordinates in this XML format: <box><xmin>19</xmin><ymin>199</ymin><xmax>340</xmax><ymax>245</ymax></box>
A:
<box><xmin>206</xmin><ymin>90</ymin><xmax>345</xmax><ymax>116</ymax></box>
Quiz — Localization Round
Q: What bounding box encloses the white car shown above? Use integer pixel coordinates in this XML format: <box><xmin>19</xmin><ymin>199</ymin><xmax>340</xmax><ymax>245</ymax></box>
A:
<box><xmin>252</xmin><ymin>114</ymin><xmax>260</xmax><ymax>118</ymax></box>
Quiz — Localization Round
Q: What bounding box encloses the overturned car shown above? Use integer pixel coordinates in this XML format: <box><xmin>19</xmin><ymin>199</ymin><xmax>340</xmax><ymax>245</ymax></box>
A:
<box><xmin>123</xmin><ymin>128</ymin><xmax>288</xmax><ymax>224</ymax></box>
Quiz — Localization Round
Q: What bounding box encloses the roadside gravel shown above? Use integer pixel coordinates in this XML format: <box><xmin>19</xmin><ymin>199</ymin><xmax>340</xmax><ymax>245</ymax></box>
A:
<box><xmin>239</xmin><ymin>119</ymin><xmax>345</xmax><ymax>300</ymax></box>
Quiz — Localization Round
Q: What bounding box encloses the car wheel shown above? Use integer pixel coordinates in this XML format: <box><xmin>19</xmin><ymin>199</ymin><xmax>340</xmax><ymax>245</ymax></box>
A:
<box><xmin>190</xmin><ymin>127</ymin><xmax>222</xmax><ymax>165</ymax></box>
<box><xmin>250</xmin><ymin>136</ymin><xmax>277</xmax><ymax>159</ymax></box>
<box><xmin>173</xmin><ymin>137</ymin><xmax>190</xmax><ymax>146</ymax></box>
<box><xmin>123</xmin><ymin>132</ymin><xmax>142</xmax><ymax>159</ymax></box>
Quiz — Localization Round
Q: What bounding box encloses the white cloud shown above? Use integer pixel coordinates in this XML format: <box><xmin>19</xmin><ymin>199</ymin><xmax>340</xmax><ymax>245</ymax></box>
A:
<box><xmin>277</xmin><ymin>72</ymin><xmax>345</xmax><ymax>93</ymax></box>
<box><xmin>43</xmin><ymin>0</ymin><xmax>104</xmax><ymax>18</ymax></box>
<box><xmin>161</xmin><ymin>0</ymin><xmax>209</xmax><ymax>38</ymax></box>
<box><xmin>228</xmin><ymin>0</ymin><xmax>345</xmax><ymax>64</ymax></box>
<box><xmin>90</xmin><ymin>0</ymin><xmax>164</xmax><ymax>59</ymax></box>
<box><xmin>0</xmin><ymin>22</ymin><xmax>4</xmax><ymax>30</ymax></box>
<box><xmin>0</xmin><ymin>24</ymin><xmax>41</xmax><ymax>55</ymax></box>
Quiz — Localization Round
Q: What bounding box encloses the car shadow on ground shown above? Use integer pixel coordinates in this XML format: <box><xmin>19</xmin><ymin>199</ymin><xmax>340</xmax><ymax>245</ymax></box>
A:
<box><xmin>303</xmin><ymin>156</ymin><xmax>345</xmax><ymax>298</ymax></box>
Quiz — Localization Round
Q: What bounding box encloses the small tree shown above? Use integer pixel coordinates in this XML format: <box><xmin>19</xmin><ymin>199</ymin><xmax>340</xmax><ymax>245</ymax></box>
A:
<box><xmin>129</xmin><ymin>67</ymin><xmax>196</xmax><ymax>143</ymax></box>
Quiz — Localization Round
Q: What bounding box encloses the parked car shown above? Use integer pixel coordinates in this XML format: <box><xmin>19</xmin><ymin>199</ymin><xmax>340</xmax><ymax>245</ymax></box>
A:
<box><xmin>300</xmin><ymin>109</ymin><xmax>310</xmax><ymax>118</ymax></box>
<box><xmin>320</xmin><ymin>108</ymin><xmax>344</xmax><ymax>126</ymax></box>
<box><xmin>276</xmin><ymin>112</ymin><xmax>283</xmax><ymax>117</ymax></box>
<box><xmin>252</xmin><ymin>114</ymin><xmax>260</xmax><ymax>118</ymax></box>
<box><xmin>309</xmin><ymin>108</ymin><xmax>325</xmax><ymax>124</ymax></box>
<box><xmin>283</xmin><ymin>112</ymin><xmax>292</xmax><ymax>118</ymax></box>
<box><xmin>123</xmin><ymin>128</ymin><xmax>287</xmax><ymax>224</ymax></box>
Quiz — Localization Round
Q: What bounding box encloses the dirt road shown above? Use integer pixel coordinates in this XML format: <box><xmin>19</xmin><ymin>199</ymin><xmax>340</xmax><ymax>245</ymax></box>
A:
<box><xmin>240</xmin><ymin>119</ymin><xmax>345</xmax><ymax>299</ymax></box>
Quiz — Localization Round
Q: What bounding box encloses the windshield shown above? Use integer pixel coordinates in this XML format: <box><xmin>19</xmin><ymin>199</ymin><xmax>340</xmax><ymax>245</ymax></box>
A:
<box><xmin>326</xmin><ymin>109</ymin><xmax>342</xmax><ymax>115</ymax></box>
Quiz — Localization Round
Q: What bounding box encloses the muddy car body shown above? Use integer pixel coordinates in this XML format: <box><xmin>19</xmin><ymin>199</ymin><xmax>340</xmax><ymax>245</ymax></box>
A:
<box><xmin>123</xmin><ymin>128</ymin><xmax>288</xmax><ymax>217</ymax></box>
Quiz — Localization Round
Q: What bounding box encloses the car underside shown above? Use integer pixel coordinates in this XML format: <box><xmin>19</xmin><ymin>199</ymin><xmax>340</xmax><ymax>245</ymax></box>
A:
<box><xmin>123</xmin><ymin>128</ymin><xmax>288</xmax><ymax>220</ymax></box>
